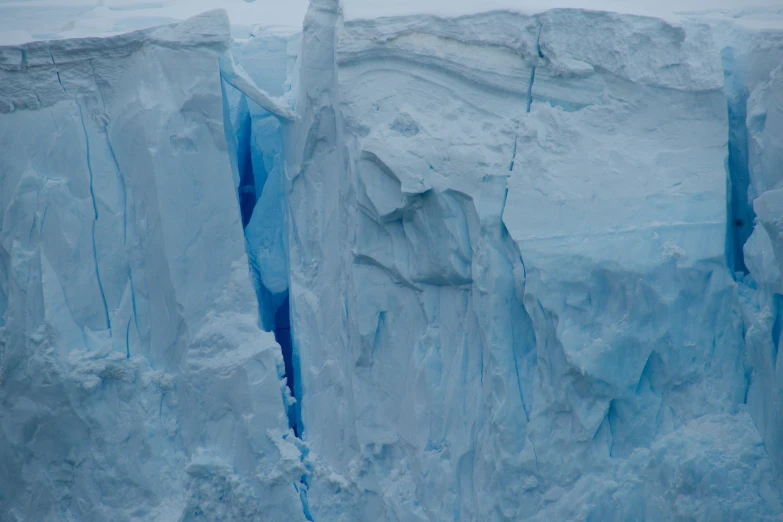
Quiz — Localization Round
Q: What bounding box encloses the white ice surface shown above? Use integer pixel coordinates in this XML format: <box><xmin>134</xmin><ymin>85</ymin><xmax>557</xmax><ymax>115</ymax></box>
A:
<box><xmin>0</xmin><ymin>0</ymin><xmax>308</xmax><ymax>43</ymax></box>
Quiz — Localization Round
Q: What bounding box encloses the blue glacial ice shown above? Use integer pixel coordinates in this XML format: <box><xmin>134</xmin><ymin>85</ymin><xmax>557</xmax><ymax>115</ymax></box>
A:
<box><xmin>1</xmin><ymin>1</ymin><xmax>783</xmax><ymax>520</ymax></box>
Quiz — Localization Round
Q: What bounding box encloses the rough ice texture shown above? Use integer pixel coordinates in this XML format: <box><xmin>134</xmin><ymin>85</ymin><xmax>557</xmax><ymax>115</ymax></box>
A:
<box><xmin>0</xmin><ymin>11</ymin><xmax>307</xmax><ymax>522</ymax></box>
<box><xmin>2</xmin><ymin>2</ymin><xmax>783</xmax><ymax>522</ymax></box>
<box><xmin>280</xmin><ymin>3</ymin><xmax>783</xmax><ymax>520</ymax></box>
<box><xmin>741</xmin><ymin>29</ymin><xmax>783</xmax><ymax>507</ymax></box>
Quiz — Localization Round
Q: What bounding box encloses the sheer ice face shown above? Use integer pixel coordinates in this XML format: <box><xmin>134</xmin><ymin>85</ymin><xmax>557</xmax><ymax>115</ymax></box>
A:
<box><xmin>2</xmin><ymin>2</ymin><xmax>783</xmax><ymax>521</ymax></box>
<box><xmin>283</xmin><ymin>6</ymin><xmax>782</xmax><ymax>520</ymax></box>
<box><xmin>0</xmin><ymin>11</ymin><xmax>307</xmax><ymax>522</ymax></box>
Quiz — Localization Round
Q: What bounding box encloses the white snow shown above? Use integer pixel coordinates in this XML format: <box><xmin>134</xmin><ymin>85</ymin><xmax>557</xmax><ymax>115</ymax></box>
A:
<box><xmin>0</xmin><ymin>0</ymin><xmax>308</xmax><ymax>44</ymax></box>
<box><xmin>343</xmin><ymin>0</ymin><xmax>783</xmax><ymax>24</ymax></box>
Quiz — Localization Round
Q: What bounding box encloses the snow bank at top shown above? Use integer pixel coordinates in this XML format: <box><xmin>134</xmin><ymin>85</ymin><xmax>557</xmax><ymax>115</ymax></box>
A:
<box><xmin>0</xmin><ymin>0</ymin><xmax>308</xmax><ymax>44</ymax></box>
<box><xmin>0</xmin><ymin>9</ymin><xmax>231</xmax><ymax>113</ymax></box>
<box><xmin>343</xmin><ymin>0</ymin><xmax>783</xmax><ymax>25</ymax></box>
<box><xmin>1</xmin><ymin>0</ymin><xmax>782</xmax><ymax>45</ymax></box>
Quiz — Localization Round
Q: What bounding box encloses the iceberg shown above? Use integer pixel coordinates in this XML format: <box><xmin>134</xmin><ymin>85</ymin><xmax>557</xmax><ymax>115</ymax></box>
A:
<box><xmin>1</xmin><ymin>0</ymin><xmax>783</xmax><ymax>520</ymax></box>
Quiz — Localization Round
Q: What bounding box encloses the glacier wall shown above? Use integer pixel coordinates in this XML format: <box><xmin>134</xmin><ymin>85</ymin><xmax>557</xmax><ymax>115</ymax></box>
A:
<box><xmin>2</xmin><ymin>1</ymin><xmax>783</xmax><ymax>521</ymax></box>
<box><xmin>739</xmin><ymin>27</ymin><xmax>783</xmax><ymax>503</ymax></box>
<box><xmin>0</xmin><ymin>12</ymin><xmax>308</xmax><ymax>522</ymax></box>
<box><xmin>272</xmin><ymin>4</ymin><xmax>783</xmax><ymax>520</ymax></box>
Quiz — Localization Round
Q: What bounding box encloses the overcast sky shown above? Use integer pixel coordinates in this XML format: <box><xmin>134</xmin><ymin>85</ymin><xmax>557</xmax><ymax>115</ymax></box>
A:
<box><xmin>1</xmin><ymin>0</ymin><xmax>781</xmax><ymax>45</ymax></box>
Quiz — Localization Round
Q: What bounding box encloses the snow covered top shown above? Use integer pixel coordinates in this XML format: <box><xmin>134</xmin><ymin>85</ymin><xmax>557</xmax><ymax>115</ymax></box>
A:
<box><xmin>0</xmin><ymin>9</ymin><xmax>229</xmax><ymax>66</ymax></box>
<box><xmin>0</xmin><ymin>0</ymin><xmax>305</xmax><ymax>45</ymax></box>
<box><xmin>1</xmin><ymin>0</ymin><xmax>782</xmax><ymax>45</ymax></box>
<box><xmin>344</xmin><ymin>0</ymin><xmax>783</xmax><ymax>23</ymax></box>
<box><xmin>0</xmin><ymin>9</ymin><xmax>230</xmax><ymax>113</ymax></box>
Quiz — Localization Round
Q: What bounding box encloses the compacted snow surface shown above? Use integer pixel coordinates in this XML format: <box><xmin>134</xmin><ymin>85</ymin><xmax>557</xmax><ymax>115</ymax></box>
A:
<box><xmin>1</xmin><ymin>0</ymin><xmax>783</xmax><ymax>520</ymax></box>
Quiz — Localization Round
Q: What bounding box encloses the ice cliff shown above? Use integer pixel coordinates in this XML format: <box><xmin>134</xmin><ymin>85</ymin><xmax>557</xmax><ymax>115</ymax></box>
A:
<box><xmin>1</xmin><ymin>1</ymin><xmax>783</xmax><ymax>520</ymax></box>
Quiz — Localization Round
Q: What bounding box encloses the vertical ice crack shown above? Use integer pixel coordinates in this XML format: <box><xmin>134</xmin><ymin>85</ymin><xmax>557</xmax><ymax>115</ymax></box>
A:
<box><xmin>48</xmin><ymin>45</ymin><xmax>67</xmax><ymax>95</ymax></box>
<box><xmin>52</xmin><ymin>52</ymin><xmax>113</xmax><ymax>335</ymax></box>
<box><xmin>607</xmin><ymin>401</ymin><xmax>617</xmax><ymax>457</ymax></box>
<box><xmin>296</xmin><ymin>474</ymin><xmax>315</xmax><ymax>521</ymax></box>
<box><xmin>772</xmin><ymin>294</ymin><xmax>782</xmax><ymax>368</ymax></box>
<box><xmin>219</xmin><ymin>47</ymin><xmax>303</xmax><ymax>441</ymax></box>
<box><xmin>91</xmin><ymin>60</ymin><xmax>129</xmax><ymax>246</ymax></box>
<box><xmin>128</xmin><ymin>269</ymin><xmax>141</xmax><ymax>352</ymax></box>
<box><xmin>501</xmin><ymin>187</ymin><xmax>530</xmax><ymax>421</ymax></box>
<box><xmin>125</xmin><ymin>318</ymin><xmax>132</xmax><ymax>359</ymax></box>
<box><xmin>274</xmin><ymin>296</ymin><xmax>302</xmax><ymax>437</ymax></box>
<box><xmin>92</xmin><ymin>61</ymin><xmax>135</xmax><ymax>356</ymax></box>
<box><xmin>525</xmin><ymin>23</ymin><xmax>543</xmax><ymax>113</ymax></box>
<box><xmin>236</xmin><ymin>106</ymin><xmax>257</xmax><ymax>228</ymax></box>
<box><xmin>77</xmin><ymin>101</ymin><xmax>111</xmax><ymax>332</ymax></box>
<box><xmin>721</xmin><ymin>47</ymin><xmax>754</xmax><ymax>277</ymax></box>
<box><xmin>216</xmin><ymin>1</ymin><xmax>340</xmax><ymax>517</ymax></box>
<box><xmin>219</xmin><ymin>60</ymin><xmax>302</xmax><ymax>441</ymax></box>
<box><xmin>529</xmin><ymin>437</ymin><xmax>541</xmax><ymax>475</ymax></box>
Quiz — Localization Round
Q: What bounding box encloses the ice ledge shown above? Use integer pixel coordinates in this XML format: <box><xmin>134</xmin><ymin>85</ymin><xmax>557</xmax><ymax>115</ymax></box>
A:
<box><xmin>339</xmin><ymin>8</ymin><xmax>724</xmax><ymax>93</ymax></box>
<box><xmin>0</xmin><ymin>9</ymin><xmax>229</xmax><ymax>70</ymax></box>
<box><xmin>0</xmin><ymin>9</ymin><xmax>230</xmax><ymax>113</ymax></box>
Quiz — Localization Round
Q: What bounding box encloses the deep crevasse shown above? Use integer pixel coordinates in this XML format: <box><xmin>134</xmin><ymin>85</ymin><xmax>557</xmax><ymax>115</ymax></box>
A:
<box><xmin>1</xmin><ymin>2</ymin><xmax>783</xmax><ymax>521</ymax></box>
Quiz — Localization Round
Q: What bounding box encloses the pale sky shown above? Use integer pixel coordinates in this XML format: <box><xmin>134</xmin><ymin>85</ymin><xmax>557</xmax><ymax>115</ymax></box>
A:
<box><xmin>1</xmin><ymin>0</ymin><xmax>781</xmax><ymax>45</ymax></box>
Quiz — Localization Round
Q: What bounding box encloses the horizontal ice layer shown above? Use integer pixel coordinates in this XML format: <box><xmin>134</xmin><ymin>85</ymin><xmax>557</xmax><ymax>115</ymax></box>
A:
<box><xmin>506</xmin><ymin>9</ymin><xmax>726</xmax><ymax>269</ymax></box>
<box><xmin>0</xmin><ymin>11</ymin><xmax>306</xmax><ymax>522</ymax></box>
<box><xmin>341</xmin><ymin>0</ymin><xmax>783</xmax><ymax>25</ymax></box>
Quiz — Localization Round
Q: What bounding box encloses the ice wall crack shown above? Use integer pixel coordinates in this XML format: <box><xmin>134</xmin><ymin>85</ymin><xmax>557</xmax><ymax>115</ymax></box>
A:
<box><xmin>501</xmin><ymin>186</ymin><xmax>533</xmax><ymax>422</ymax></box>
<box><xmin>91</xmin><ymin>61</ymin><xmax>129</xmax><ymax>246</ymax></box>
<box><xmin>48</xmin><ymin>45</ymin><xmax>67</xmax><ymax>95</ymax></box>
<box><xmin>772</xmin><ymin>294</ymin><xmax>783</xmax><ymax>368</ymax></box>
<box><xmin>219</xmin><ymin>57</ymin><xmax>301</xmax><ymax>437</ymax></box>
<box><xmin>526</xmin><ymin>24</ymin><xmax>543</xmax><ymax>113</ymax></box>
<box><xmin>77</xmin><ymin>100</ymin><xmax>112</xmax><ymax>332</ymax></box>
<box><xmin>275</xmin><ymin>296</ymin><xmax>300</xmax><ymax>436</ymax></box>
<box><xmin>91</xmin><ymin>63</ymin><xmax>140</xmax><ymax>356</ymax></box>
<box><xmin>722</xmin><ymin>47</ymin><xmax>755</xmax><ymax>277</ymax></box>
